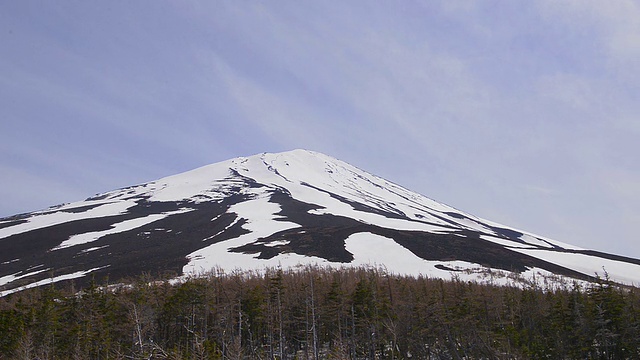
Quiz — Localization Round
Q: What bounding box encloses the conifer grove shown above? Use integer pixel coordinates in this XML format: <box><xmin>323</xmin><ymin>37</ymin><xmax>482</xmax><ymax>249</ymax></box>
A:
<box><xmin>1</xmin><ymin>266</ymin><xmax>639</xmax><ymax>359</ymax></box>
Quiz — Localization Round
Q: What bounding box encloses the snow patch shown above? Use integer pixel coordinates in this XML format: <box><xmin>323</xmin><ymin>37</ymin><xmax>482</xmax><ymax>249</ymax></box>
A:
<box><xmin>184</xmin><ymin>195</ymin><xmax>301</xmax><ymax>274</ymax></box>
<box><xmin>263</xmin><ymin>240</ymin><xmax>290</xmax><ymax>247</ymax></box>
<box><xmin>79</xmin><ymin>245</ymin><xmax>109</xmax><ymax>254</ymax></box>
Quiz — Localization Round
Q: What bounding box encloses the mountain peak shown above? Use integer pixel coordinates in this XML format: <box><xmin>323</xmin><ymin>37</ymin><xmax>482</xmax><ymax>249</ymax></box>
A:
<box><xmin>1</xmin><ymin>151</ymin><xmax>639</xmax><ymax>296</ymax></box>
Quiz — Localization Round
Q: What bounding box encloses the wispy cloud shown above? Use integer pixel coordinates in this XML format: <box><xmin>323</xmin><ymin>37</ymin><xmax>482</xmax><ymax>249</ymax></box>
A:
<box><xmin>536</xmin><ymin>0</ymin><xmax>640</xmax><ymax>77</ymax></box>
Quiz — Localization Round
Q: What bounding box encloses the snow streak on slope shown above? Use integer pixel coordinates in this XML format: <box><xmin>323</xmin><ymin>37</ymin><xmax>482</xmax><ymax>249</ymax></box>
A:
<box><xmin>0</xmin><ymin>201</ymin><xmax>136</xmax><ymax>239</ymax></box>
<box><xmin>0</xmin><ymin>267</ymin><xmax>108</xmax><ymax>297</ymax></box>
<box><xmin>53</xmin><ymin>208</ymin><xmax>193</xmax><ymax>250</ymax></box>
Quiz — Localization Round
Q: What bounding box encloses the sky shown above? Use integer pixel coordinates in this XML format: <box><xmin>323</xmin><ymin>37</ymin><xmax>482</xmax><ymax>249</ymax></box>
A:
<box><xmin>1</xmin><ymin>1</ymin><xmax>639</xmax><ymax>259</ymax></box>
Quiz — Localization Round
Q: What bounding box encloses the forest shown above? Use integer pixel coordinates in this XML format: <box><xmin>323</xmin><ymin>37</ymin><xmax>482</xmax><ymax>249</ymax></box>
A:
<box><xmin>0</xmin><ymin>266</ymin><xmax>639</xmax><ymax>359</ymax></box>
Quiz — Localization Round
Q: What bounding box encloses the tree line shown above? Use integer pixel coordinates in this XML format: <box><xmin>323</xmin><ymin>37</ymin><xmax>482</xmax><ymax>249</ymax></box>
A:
<box><xmin>0</xmin><ymin>266</ymin><xmax>639</xmax><ymax>359</ymax></box>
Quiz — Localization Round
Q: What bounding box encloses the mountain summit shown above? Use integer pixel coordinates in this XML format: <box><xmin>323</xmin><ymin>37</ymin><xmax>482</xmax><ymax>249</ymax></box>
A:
<box><xmin>1</xmin><ymin>149</ymin><xmax>639</xmax><ymax>295</ymax></box>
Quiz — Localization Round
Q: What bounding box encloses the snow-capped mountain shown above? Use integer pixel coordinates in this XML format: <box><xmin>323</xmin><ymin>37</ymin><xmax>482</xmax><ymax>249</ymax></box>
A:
<box><xmin>1</xmin><ymin>149</ymin><xmax>639</xmax><ymax>295</ymax></box>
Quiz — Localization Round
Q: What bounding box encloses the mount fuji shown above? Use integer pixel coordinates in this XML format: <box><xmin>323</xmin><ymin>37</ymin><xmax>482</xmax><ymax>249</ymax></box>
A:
<box><xmin>1</xmin><ymin>149</ymin><xmax>639</xmax><ymax>296</ymax></box>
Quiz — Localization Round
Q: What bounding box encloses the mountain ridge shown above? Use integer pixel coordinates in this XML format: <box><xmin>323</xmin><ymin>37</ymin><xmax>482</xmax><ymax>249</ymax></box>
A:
<box><xmin>1</xmin><ymin>149</ymin><xmax>639</xmax><ymax>296</ymax></box>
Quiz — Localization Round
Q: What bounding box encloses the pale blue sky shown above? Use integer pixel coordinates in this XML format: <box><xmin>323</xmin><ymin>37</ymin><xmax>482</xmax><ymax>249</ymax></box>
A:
<box><xmin>1</xmin><ymin>1</ymin><xmax>639</xmax><ymax>258</ymax></box>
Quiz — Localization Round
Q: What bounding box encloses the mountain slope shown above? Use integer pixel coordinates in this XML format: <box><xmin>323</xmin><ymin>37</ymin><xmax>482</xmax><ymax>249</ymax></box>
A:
<box><xmin>1</xmin><ymin>149</ymin><xmax>639</xmax><ymax>295</ymax></box>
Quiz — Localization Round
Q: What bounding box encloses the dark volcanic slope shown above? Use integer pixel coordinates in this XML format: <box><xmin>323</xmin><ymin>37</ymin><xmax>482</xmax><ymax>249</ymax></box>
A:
<box><xmin>0</xmin><ymin>199</ymin><xmax>246</xmax><ymax>290</ymax></box>
<box><xmin>1</xmin><ymin>150</ymin><xmax>639</xmax><ymax>295</ymax></box>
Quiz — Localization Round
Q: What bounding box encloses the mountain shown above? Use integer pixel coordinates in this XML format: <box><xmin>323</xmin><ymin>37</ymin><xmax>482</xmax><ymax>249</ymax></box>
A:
<box><xmin>1</xmin><ymin>149</ymin><xmax>639</xmax><ymax>296</ymax></box>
